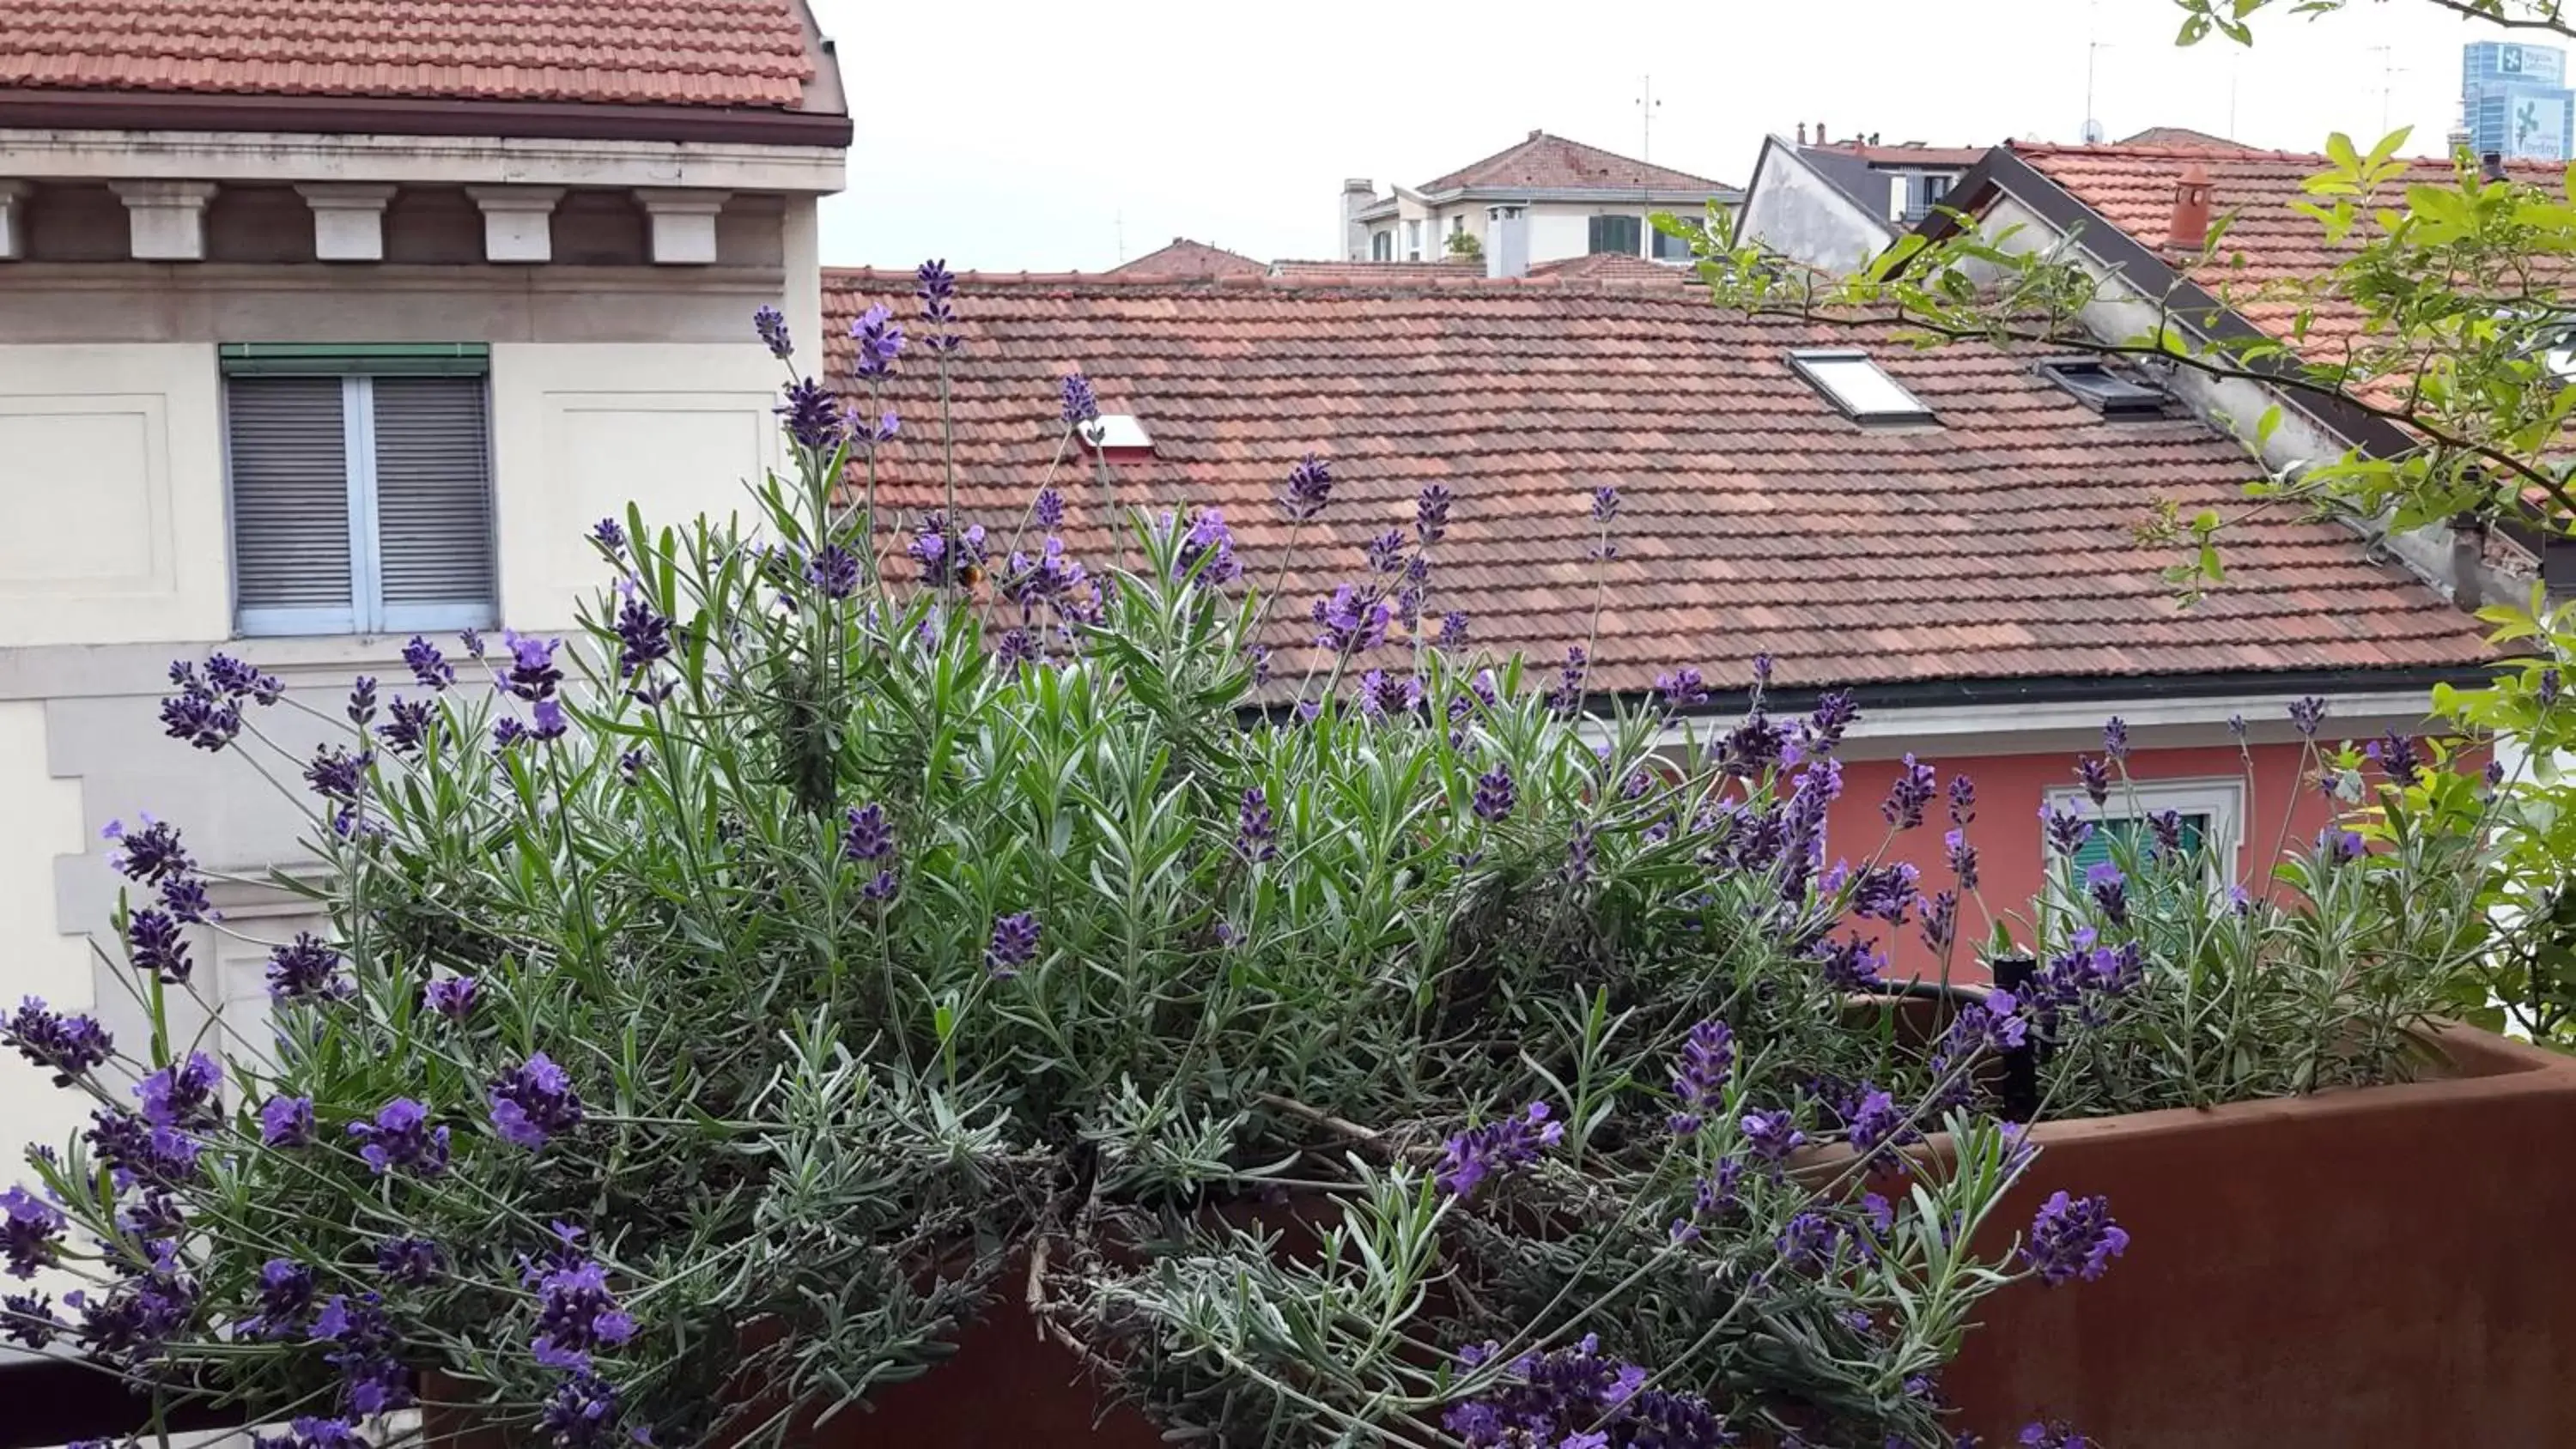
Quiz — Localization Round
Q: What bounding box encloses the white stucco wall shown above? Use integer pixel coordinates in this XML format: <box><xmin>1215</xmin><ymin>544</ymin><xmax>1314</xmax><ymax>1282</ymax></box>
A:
<box><xmin>0</xmin><ymin>343</ymin><xmax>230</xmax><ymax>646</ymax></box>
<box><xmin>491</xmin><ymin>341</ymin><xmax>786</xmax><ymax>628</ymax></box>
<box><xmin>0</xmin><ymin>700</ymin><xmax>97</xmax><ymax>1169</ymax></box>
<box><xmin>1740</xmin><ymin>151</ymin><xmax>1897</xmax><ymax>277</ymax></box>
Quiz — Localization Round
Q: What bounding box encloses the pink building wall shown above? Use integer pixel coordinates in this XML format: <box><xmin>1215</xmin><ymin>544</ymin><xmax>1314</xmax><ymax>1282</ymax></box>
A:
<box><xmin>1822</xmin><ymin>741</ymin><xmax>2338</xmax><ymax>984</ymax></box>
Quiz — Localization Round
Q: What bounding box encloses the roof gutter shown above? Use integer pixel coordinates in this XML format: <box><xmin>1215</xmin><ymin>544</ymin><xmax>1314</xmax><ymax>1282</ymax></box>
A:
<box><xmin>1902</xmin><ymin>147</ymin><xmax>2417</xmax><ymax>461</ymax></box>
<box><xmin>0</xmin><ymin>88</ymin><xmax>854</xmax><ymax>149</ymax></box>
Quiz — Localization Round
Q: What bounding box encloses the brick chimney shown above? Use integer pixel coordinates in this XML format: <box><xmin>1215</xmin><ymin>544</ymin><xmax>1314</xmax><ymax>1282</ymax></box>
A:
<box><xmin>2166</xmin><ymin>162</ymin><xmax>2214</xmax><ymax>249</ymax></box>
<box><xmin>1485</xmin><ymin>203</ymin><xmax>1530</xmax><ymax>280</ymax></box>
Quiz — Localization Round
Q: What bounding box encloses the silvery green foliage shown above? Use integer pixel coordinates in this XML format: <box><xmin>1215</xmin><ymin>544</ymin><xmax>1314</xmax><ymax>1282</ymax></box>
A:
<box><xmin>9</xmin><ymin>302</ymin><xmax>2141</xmax><ymax>1449</ymax></box>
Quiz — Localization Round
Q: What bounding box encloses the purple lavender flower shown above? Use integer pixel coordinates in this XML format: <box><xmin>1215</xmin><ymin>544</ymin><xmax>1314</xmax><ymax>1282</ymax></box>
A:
<box><xmin>1738</xmin><ymin>1108</ymin><xmax>1805</xmax><ymax>1163</ymax></box>
<box><xmin>202</xmin><ymin>653</ymin><xmax>284</xmax><ymax>703</ymax></box>
<box><xmin>158</xmin><ymin>686</ymin><xmax>242</xmax><ymax>752</ymax></box>
<box><xmin>776</xmin><ymin>378</ymin><xmax>845</xmax><ymax>449</ymax></box>
<box><xmin>1414</xmin><ymin>483</ymin><xmax>1453</xmax><ymax>543</ymax></box>
<box><xmin>459</xmin><ymin>627</ymin><xmax>487</xmax><ymax>660</ymax></box>
<box><xmin>402</xmin><ymin>636</ymin><xmax>455</xmax><ymax>691</ymax></box>
<box><xmin>379</xmin><ymin>696</ymin><xmax>436</xmax><ymax>755</ymax></box>
<box><xmin>492</xmin><ymin>717</ymin><xmax>530</xmax><ymax>752</ymax></box>
<box><xmin>1844</xmin><ymin>1086</ymin><xmax>1909</xmax><ymax>1154</ymax></box>
<box><xmin>805</xmin><ymin>543</ymin><xmax>862</xmax><ymax>600</ymax></box>
<box><xmin>1590</xmin><ymin>484</ymin><xmax>1620</xmax><ymax>522</ymax></box>
<box><xmin>125</xmin><ymin>908</ymin><xmax>191</xmax><ymax>984</ymax></box>
<box><xmin>2074</xmin><ymin>755</ymin><xmax>2111</xmax><ymax>807</ymax></box>
<box><xmin>240</xmin><ymin>1258</ymin><xmax>316</xmax><ymax>1338</ymax></box>
<box><xmin>1059</xmin><ymin>372</ymin><xmax>1100</xmax><ymax>429</ymax></box>
<box><xmin>312</xmin><ymin>1291</ymin><xmax>410</xmax><ymax>1414</ymax></box>
<box><xmin>2288</xmin><ymin>695</ymin><xmax>2326</xmax><ymax>739</ymax></box>
<box><xmin>613</xmin><ymin>597</ymin><xmax>674</xmax><ymax>674</ymax></box>
<box><xmin>424</xmin><ymin>976</ymin><xmax>478</xmax><ymax>1023</ymax></box>
<box><xmin>2366</xmin><ymin>731</ymin><xmax>2423</xmax><ymax>783</ymax></box>
<box><xmin>1777</xmin><ymin>1211</ymin><xmax>1842</xmax><ymax>1273</ymax></box>
<box><xmin>2020</xmin><ymin>1421</ymin><xmax>2098</xmax><ymax>1449</ymax></box>
<box><xmin>841</xmin><ymin>803</ymin><xmax>894</xmax><ymax>864</ymax></box>
<box><xmin>1814</xmin><ymin>934</ymin><xmax>1885</xmax><ymax>991</ymax></box>
<box><xmin>2</xmin><ymin>1187</ymin><xmax>64</xmax><ymax>1280</ymax></box>
<box><xmin>3</xmin><ymin>997</ymin><xmax>112</xmax><ymax>1086</ymax></box>
<box><xmin>1235</xmin><ymin>786</ymin><xmax>1277</xmax><ymax>863</ymax></box>
<box><xmin>1437</xmin><ymin>1101</ymin><xmax>1563</xmax><ymax>1198</ymax></box>
<box><xmin>500</xmin><ymin>632</ymin><xmax>564</xmax><ymax>702</ymax></box>
<box><xmin>375</xmin><ymin>1235</ymin><xmax>445</xmax><ymax>1288</ymax></box>
<box><xmin>1944</xmin><ymin>828</ymin><xmax>1980</xmax><ymax>891</ymax></box>
<box><xmin>301</xmin><ymin>745</ymin><xmax>370</xmax><ymax>802</ymax></box>
<box><xmin>265</xmin><ymin>934</ymin><xmax>348</xmax><ymax>1002</ymax></box>
<box><xmin>2321</xmin><ymin>827</ymin><xmax>2366</xmax><ymax>861</ymax></box>
<box><xmin>542</xmin><ymin>1372</ymin><xmax>627</xmax><ymax>1449</ymax></box>
<box><xmin>850</xmin><ymin>301</ymin><xmax>906</xmax><ymax>378</ymax></box>
<box><xmin>252</xmin><ymin>1420</ymin><xmax>370</xmax><ymax>1449</ymax></box>
<box><xmin>1666</xmin><ymin>1018</ymin><xmax>1735</xmax><ymax>1135</ymax></box>
<box><xmin>915</xmin><ymin>258</ymin><xmax>961</xmax><ymax>351</ymax></box>
<box><xmin>348</xmin><ymin>1098</ymin><xmax>449</xmax><ymax>1176</ymax></box>
<box><xmin>1882</xmin><ymin>754</ymin><xmax>1936</xmax><ymax>829</ymax></box>
<box><xmin>1655</xmin><ymin>666</ymin><xmax>1710</xmax><ymax>708</ymax></box>
<box><xmin>2021</xmin><ymin>1191</ymin><xmax>2129</xmax><ymax>1285</ymax></box>
<box><xmin>2101</xmin><ymin>715</ymin><xmax>2130</xmax><ymax>761</ymax></box>
<box><xmin>1471</xmin><ymin>762</ymin><xmax>1516</xmax><ymax>823</ymax></box>
<box><xmin>340</xmin><ymin>676</ymin><xmax>377</xmax><ymax>731</ymax></box>
<box><xmin>2543</xmin><ymin>668</ymin><xmax>2564</xmax><ymax>708</ymax></box>
<box><xmin>133</xmin><ymin>1053</ymin><xmax>219</xmax><ymax>1132</ymax></box>
<box><xmin>1310</xmin><ymin>585</ymin><xmax>1391</xmax><ymax>654</ymax></box>
<box><xmin>2146</xmin><ymin>809</ymin><xmax>2184</xmax><ymax>858</ymax></box>
<box><xmin>1280</xmin><ymin>452</ymin><xmax>1333</xmax><ymax>520</ymax></box>
<box><xmin>994</xmin><ymin>627</ymin><xmax>1042</xmax><ymax>671</ymax></box>
<box><xmin>987</xmin><ymin>912</ymin><xmax>1042</xmax><ymax>979</ymax></box>
<box><xmin>1175</xmin><ymin>508</ymin><xmax>1241</xmax><ymax>585</ymax></box>
<box><xmin>1437</xmin><ymin>610</ymin><xmax>1468</xmax><ymax>647</ymax></box>
<box><xmin>753</xmin><ymin>306</ymin><xmax>793</xmax><ymax>361</ymax></box>
<box><xmin>1357</xmin><ymin>668</ymin><xmax>1421</xmax><ymax>720</ymax></box>
<box><xmin>2084</xmin><ymin>860</ymin><xmax>2129</xmax><ymax>925</ymax></box>
<box><xmin>259</xmin><ymin>1095</ymin><xmax>313</xmax><ymax>1148</ymax></box>
<box><xmin>1850</xmin><ymin>862</ymin><xmax>1920</xmax><ymax>925</ymax></box>
<box><xmin>2043</xmin><ymin>804</ymin><xmax>2093</xmax><ymax>857</ymax></box>
<box><xmin>1546</xmin><ymin>644</ymin><xmax>1589</xmax><ymax>713</ymax></box>
<box><xmin>1791</xmin><ymin>690</ymin><xmax>1859</xmax><ymax>762</ymax></box>
<box><xmin>489</xmin><ymin>1052</ymin><xmax>585</xmax><ymax>1151</ymax></box>
<box><xmin>908</xmin><ymin>511</ymin><xmax>988</xmax><ymax>589</ymax></box>
<box><xmin>3</xmin><ymin>1290</ymin><xmax>62</xmax><ymax>1349</ymax></box>
<box><xmin>103</xmin><ymin>816</ymin><xmax>191</xmax><ymax>885</ymax></box>
<box><xmin>88</xmin><ymin>1106</ymin><xmax>199</xmax><ymax>1189</ymax></box>
<box><xmin>532</xmin><ymin>698</ymin><xmax>570</xmax><ymax>742</ymax></box>
<box><xmin>1920</xmin><ymin>888</ymin><xmax>1959</xmax><ymax>957</ymax></box>
<box><xmin>532</xmin><ymin>1252</ymin><xmax>636</xmax><ymax>1371</ymax></box>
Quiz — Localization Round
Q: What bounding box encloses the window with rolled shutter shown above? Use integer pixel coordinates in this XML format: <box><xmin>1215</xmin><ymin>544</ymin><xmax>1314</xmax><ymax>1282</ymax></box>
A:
<box><xmin>222</xmin><ymin>347</ymin><xmax>494</xmax><ymax>636</ymax></box>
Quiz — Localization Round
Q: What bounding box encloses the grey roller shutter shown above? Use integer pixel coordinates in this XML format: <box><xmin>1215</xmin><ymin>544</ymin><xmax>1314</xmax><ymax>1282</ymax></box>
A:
<box><xmin>369</xmin><ymin>376</ymin><xmax>494</xmax><ymax>624</ymax></box>
<box><xmin>227</xmin><ymin>376</ymin><xmax>355</xmax><ymax>632</ymax></box>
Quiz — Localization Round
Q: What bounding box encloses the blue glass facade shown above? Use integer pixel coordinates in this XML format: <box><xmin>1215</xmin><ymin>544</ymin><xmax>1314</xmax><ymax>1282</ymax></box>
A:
<box><xmin>2464</xmin><ymin>42</ymin><xmax>2575</xmax><ymax>162</ymax></box>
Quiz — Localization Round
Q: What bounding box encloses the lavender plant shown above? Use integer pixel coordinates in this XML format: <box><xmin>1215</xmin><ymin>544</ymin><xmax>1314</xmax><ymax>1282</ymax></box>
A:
<box><xmin>2</xmin><ymin>276</ymin><xmax>2186</xmax><ymax>1449</ymax></box>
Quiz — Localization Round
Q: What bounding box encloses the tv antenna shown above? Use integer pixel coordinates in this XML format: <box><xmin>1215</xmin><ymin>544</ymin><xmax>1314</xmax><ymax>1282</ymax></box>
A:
<box><xmin>1637</xmin><ymin>76</ymin><xmax>1662</xmax><ymax>162</ymax></box>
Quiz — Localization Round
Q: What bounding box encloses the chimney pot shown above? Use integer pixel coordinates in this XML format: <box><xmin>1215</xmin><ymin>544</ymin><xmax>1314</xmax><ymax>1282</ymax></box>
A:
<box><xmin>2166</xmin><ymin>162</ymin><xmax>2215</xmax><ymax>249</ymax></box>
<box><xmin>1795</xmin><ymin>122</ymin><xmax>1807</xmax><ymax>145</ymax></box>
<box><xmin>2482</xmin><ymin>150</ymin><xmax>2510</xmax><ymax>182</ymax></box>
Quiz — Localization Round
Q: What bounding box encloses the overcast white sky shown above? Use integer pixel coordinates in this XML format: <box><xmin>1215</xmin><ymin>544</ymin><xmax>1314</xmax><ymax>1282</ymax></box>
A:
<box><xmin>810</xmin><ymin>0</ymin><xmax>2525</xmax><ymax>273</ymax></box>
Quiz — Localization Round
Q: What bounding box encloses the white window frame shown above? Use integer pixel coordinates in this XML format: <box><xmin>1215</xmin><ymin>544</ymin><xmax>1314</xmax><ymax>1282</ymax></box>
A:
<box><xmin>224</xmin><ymin>373</ymin><xmax>496</xmax><ymax>638</ymax></box>
<box><xmin>1370</xmin><ymin>228</ymin><xmax>1394</xmax><ymax>261</ymax></box>
<box><xmin>1404</xmin><ymin>218</ymin><xmax>1424</xmax><ymax>260</ymax></box>
<box><xmin>2041</xmin><ymin>775</ymin><xmax>2248</xmax><ymax>883</ymax></box>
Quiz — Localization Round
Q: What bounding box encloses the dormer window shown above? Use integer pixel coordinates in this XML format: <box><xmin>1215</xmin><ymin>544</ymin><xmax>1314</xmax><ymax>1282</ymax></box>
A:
<box><xmin>2037</xmin><ymin>358</ymin><xmax>2167</xmax><ymax>417</ymax></box>
<box><xmin>1786</xmin><ymin>349</ymin><xmax>1937</xmax><ymax>426</ymax></box>
<box><xmin>1081</xmin><ymin>415</ymin><xmax>1154</xmax><ymax>452</ymax></box>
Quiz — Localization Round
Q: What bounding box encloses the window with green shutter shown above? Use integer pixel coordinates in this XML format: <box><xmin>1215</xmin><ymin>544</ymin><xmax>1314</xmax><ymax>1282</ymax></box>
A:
<box><xmin>222</xmin><ymin>346</ymin><xmax>494</xmax><ymax>637</ymax></box>
<box><xmin>2069</xmin><ymin>815</ymin><xmax>2211</xmax><ymax>876</ymax></box>
<box><xmin>1588</xmin><ymin>214</ymin><xmax>1643</xmax><ymax>256</ymax></box>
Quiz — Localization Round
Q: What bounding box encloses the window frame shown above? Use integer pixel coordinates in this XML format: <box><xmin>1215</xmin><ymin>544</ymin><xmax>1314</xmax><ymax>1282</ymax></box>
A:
<box><xmin>1587</xmin><ymin>212</ymin><xmax>1644</xmax><ymax>257</ymax></box>
<box><xmin>1404</xmin><ymin>218</ymin><xmax>1424</xmax><ymax>260</ymax></box>
<box><xmin>222</xmin><ymin>370</ymin><xmax>497</xmax><ymax>639</ymax></box>
<box><xmin>2040</xmin><ymin>776</ymin><xmax>2248</xmax><ymax>885</ymax></box>
<box><xmin>1370</xmin><ymin>228</ymin><xmax>1394</xmax><ymax>261</ymax></box>
<box><xmin>1785</xmin><ymin>348</ymin><xmax>1940</xmax><ymax>426</ymax></box>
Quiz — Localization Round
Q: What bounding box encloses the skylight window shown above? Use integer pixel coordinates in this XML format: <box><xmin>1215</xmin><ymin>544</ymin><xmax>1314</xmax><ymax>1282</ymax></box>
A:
<box><xmin>1081</xmin><ymin>414</ymin><xmax>1154</xmax><ymax>451</ymax></box>
<box><xmin>2036</xmin><ymin>358</ymin><xmax>2166</xmax><ymax>417</ymax></box>
<box><xmin>1786</xmin><ymin>349</ymin><xmax>1937</xmax><ymax>425</ymax></box>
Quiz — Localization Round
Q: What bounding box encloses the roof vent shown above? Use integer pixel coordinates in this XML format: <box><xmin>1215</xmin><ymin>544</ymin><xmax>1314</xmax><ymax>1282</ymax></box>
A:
<box><xmin>2036</xmin><ymin>358</ymin><xmax>2166</xmax><ymax>417</ymax></box>
<box><xmin>1786</xmin><ymin>349</ymin><xmax>1937</xmax><ymax>425</ymax></box>
<box><xmin>1081</xmin><ymin>414</ymin><xmax>1154</xmax><ymax>452</ymax></box>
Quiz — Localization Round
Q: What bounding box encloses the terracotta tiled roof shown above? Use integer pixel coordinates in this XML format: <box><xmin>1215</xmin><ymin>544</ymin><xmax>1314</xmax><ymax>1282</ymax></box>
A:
<box><xmin>2116</xmin><ymin>125</ymin><xmax>2252</xmax><ymax>150</ymax></box>
<box><xmin>1523</xmin><ymin>252</ymin><xmax>1694</xmax><ymax>284</ymax></box>
<box><xmin>1107</xmin><ymin>239</ymin><xmax>1266</xmax><ymax>281</ymax></box>
<box><xmin>1422</xmin><ymin>130</ymin><xmax>1734</xmax><ymax>195</ymax></box>
<box><xmin>0</xmin><ymin>0</ymin><xmax>817</xmax><ymax>108</ymax></box>
<box><xmin>1268</xmin><ymin>258</ymin><xmax>1491</xmax><ymax>283</ymax></box>
<box><xmin>2014</xmin><ymin>142</ymin><xmax>2564</xmax><ymax>377</ymax></box>
<box><xmin>818</xmin><ymin>269</ymin><xmax>2488</xmax><ymax>696</ymax></box>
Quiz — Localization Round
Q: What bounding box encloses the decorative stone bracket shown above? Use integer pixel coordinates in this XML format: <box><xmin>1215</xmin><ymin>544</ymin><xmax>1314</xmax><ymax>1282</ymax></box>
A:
<box><xmin>464</xmin><ymin>185</ymin><xmax>565</xmax><ymax>264</ymax></box>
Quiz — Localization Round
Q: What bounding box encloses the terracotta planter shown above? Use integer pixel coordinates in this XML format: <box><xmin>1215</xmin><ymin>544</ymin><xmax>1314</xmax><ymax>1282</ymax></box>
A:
<box><xmin>1942</xmin><ymin>1023</ymin><xmax>2576</xmax><ymax>1447</ymax></box>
